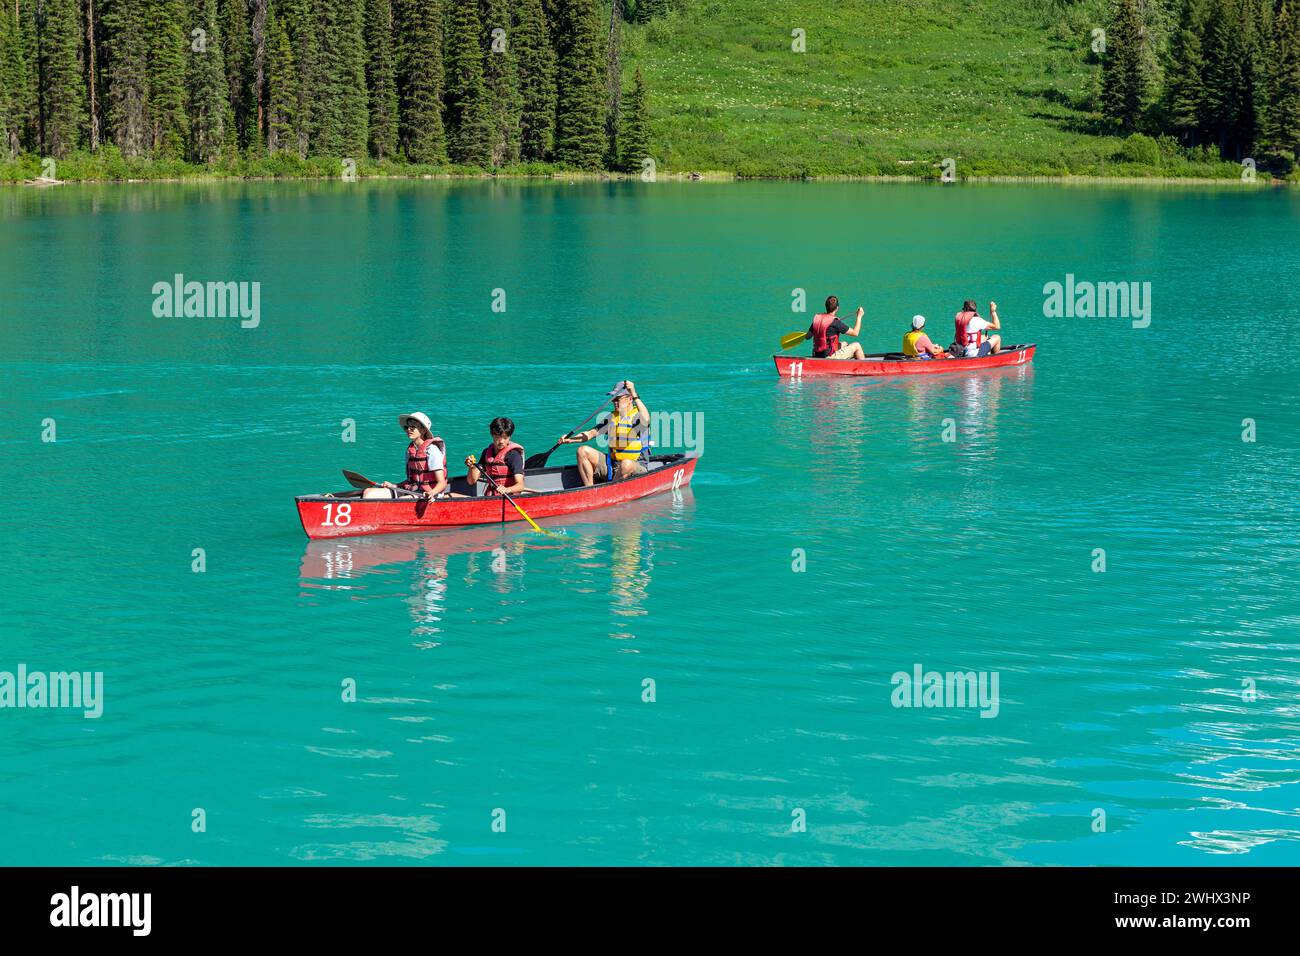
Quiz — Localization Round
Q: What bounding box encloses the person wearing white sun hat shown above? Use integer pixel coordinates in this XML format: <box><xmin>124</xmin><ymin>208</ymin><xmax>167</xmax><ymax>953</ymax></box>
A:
<box><xmin>901</xmin><ymin>314</ymin><xmax>949</xmax><ymax>360</ymax></box>
<box><xmin>363</xmin><ymin>412</ymin><xmax>448</xmax><ymax>499</ymax></box>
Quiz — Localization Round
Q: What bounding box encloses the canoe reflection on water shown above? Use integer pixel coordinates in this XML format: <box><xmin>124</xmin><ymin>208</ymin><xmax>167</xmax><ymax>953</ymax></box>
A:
<box><xmin>299</xmin><ymin>487</ymin><xmax>696</xmax><ymax>645</ymax></box>
<box><xmin>299</xmin><ymin>487</ymin><xmax>696</xmax><ymax>584</ymax></box>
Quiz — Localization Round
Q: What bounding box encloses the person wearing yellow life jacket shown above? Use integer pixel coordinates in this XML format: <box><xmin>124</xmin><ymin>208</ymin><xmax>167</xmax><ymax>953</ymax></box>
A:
<box><xmin>559</xmin><ymin>380</ymin><xmax>650</xmax><ymax>486</ymax></box>
<box><xmin>952</xmin><ymin>299</ymin><xmax>1002</xmax><ymax>358</ymax></box>
<box><xmin>365</xmin><ymin>412</ymin><xmax>448</xmax><ymax>499</ymax></box>
<box><xmin>901</xmin><ymin>315</ymin><xmax>949</xmax><ymax>360</ymax></box>
<box><xmin>466</xmin><ymin>417</ymin><xmax>527</xmax><ymax>496</ymax></box>
<box><xmin>806</xmin><ymin>295</ymin><xmax>866</xmax><ymax>359</ymax></box>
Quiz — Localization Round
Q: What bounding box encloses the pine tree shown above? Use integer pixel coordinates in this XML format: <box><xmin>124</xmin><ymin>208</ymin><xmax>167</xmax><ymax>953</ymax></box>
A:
<box><xmin>480</xmin><ymin>0</ymin><xmax>520</xmax><ymax>165</ymax></box>
<box><xmin>1265</xmin><ymin>0</ymin><xmax>1300</xmax><ymax>157</ymax></box>
<box><xmin>85</xmin><ymin>0</ymin><xmax>101</xmax><ymax>149</ymax></box>
<box><xmin>102</xmin><ymin>0</ymin><xmax>148</xmax><ymax>155</ymax></box>
<box><xmin>394</xmin><ymin>0</ymin><xmax>445</xmax><ymax>162</ymax></box>
<box><xmin>188</xmin><ymin>0</ymin><xmax>228</xmax><ymax>162</ymax></box>
<box><xmin>1100</xmin><ymin>0</ymin><xmax>1152</xmax><ymax>132</ymax></box>
<box><xmin>553</xmin><ymin>0</ymin><xmax>605</xmax><ymax>168</ymax></box>
<box><xmin>249</xmin><ymin>0</ymin><xmax>267</xmax><ymax>148</ymax></box>
<box><xmin>332</xmin><ymin>0</ymin><xmax>368</xmax><ymax>157</ymax></box>
<box><xmin>266</xmin><ymin>12</ymin><xmax>297</xmax><ymax>154</ymax></box>
<box><xmin>36</xmin><ymin>0</ymin><xmax>86</xmax><ymax>156</ymax></box>
<box><xmin>278</xmin><ymin>0</ymin><xmax>316</xmax><ymax>156</ymax></box>
<box><xmin>144</xmin><ymin>0</ymin><xmax>189</xmax><ymax>157</ymax></box>
<box><xmin>604</xmin><ymin>0</ymin><xmax>621</xmax><ymax>167</ymax></box>
<box><xmin>444</xmin><ymin>0</ymin><xmax>491</xmax><ymax>165</ymax></box>
<box><xmin>618</xmin><ymin>64</ymin><xmax>648</xmax><ymax>173</ymax></box>
<box><xmin>1164</xmin><ymin>0</ymin><xmax>1209</xmax><ymax>145</ymax></box>
<box><xmin>364</xmin><ymin>0</ymin><xmax>398</xmax><ymax>159</ymax></box>
<box><xmin>514</xmin><ymin>0</ymin><xmax>555</xmax><ymax>160</ymax></box>
<box><xmin>315</xmin><ymin>0</ymin><xmax>369</xmax><ymax>157</ymax></box>
<box><xmin>218</xmin><ymin>0</ymin><xmax>251</xmax><ymax>149</ymax></box>
<box><xmin>1203</xmin><ymin>0</ymin><xmax>1262</xmax><ymax>158</ymax></box>
<box><xmin>0</xmin><ymin>4</ymin><xmax>33</xmax><ymax>157</ymax></box>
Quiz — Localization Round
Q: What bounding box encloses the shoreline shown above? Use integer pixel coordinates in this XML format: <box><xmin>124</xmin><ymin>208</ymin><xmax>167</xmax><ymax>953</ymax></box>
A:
<box><xmin>6</xmin><ymin>169</ymin><xmax>1279</xmax><ymax>187</ymax></box>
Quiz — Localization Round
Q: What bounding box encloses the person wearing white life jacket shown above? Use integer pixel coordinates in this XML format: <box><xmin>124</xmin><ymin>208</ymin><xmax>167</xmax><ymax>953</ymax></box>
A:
<box><xmin>952</xmin><ymin>299</ymin><xmax>1002</xmax><ymax>358</ymax></box>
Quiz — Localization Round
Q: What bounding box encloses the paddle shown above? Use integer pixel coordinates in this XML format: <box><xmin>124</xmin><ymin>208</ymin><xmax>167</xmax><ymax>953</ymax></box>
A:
<box><xmin>523</xmin><ymin>398</ymin><xmax>612</xmax><ymax>469</ymax></box>
<box><xmin>341</xmin><ymin>469</ymin><xmax>426</xmax><ymax>499</ymax></box>
<box><xmin>342</xmin><ymin>469</ymin><xmax>376</xmax><ymax>488</ymax></box>
<box><xmin>468</xmin><ymin>456</ymin><xmax>553</xmax><ymax>536</ymax></box>
<box><xmin>780</xmin><ymin>329</ymin><xmax>808</xmax><ymax>350</ymax></box>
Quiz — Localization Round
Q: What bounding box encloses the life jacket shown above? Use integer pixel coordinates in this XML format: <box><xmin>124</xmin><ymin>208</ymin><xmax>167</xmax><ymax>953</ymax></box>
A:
<box><xmin>902</xmin><ymin>329</ymin><xmax>928</xmax><ymax>357</ymax></box>
<box><xmin>403</xmin><ymin>437</ymin><xmax>445</xmax><ymax>487</ymax></box>
<box><xmin>608</xmin><ymin>409</ymin><xmax>645</xmax><ymax>462</ymax></box>
<box><xmin>481</xmin><ymin>440</ymin><xmax>524</xmax><ymax>494</ymax></box>
<box><xmin>954</xmin><ymin>310</ymin><xmax>985</xmax><ymax>352</ymax></box>
<box><xmin>810</xmin><ymin>313</ymin><xmax>840</xmax><ymax>358</ymax></box>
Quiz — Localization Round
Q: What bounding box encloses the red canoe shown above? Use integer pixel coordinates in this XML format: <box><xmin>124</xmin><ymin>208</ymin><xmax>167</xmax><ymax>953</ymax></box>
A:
<box><xmin>773</xmin><ymin>343</ymin><xmax>1036</xmax><ymax>378</ymax></box>
<box><xmin>296</xmin><ymin>453</ymin><xmax>699</xmax><ymax>540</ymax></box>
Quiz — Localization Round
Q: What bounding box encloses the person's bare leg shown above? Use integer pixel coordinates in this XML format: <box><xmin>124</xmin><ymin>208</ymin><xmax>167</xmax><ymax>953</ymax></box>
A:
<box><xmin>989</xmin><ymin>335</ymin><xmax>1002</xmax><ymax>354</ymax></box>
<box><xmin>847</xmin><ymin>342</ymin><xmax>865</xmax><ymax>359</ymax></box>
<box><xmin>577</xmin><ymin>446</ymin><xmax>598</xmax><ymax>486</ymax></box>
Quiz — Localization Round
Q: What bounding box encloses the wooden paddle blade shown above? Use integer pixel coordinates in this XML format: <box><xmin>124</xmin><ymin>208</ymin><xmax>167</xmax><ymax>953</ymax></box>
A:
<box><xmin>342</xmin><ymin>469</ymin><xmax>376</xmax><ymax>489</ymax></box>
<box><xmin>780</xmin><ymin>330</ymin><xmax>807</xmax><ymax>350</ymax></box>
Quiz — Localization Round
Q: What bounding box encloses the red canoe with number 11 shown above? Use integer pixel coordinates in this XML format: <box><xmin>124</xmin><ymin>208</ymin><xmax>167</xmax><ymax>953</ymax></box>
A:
<box><xmin>774</xmin><ymin>344</ymin><xmax>1037</xmax><ymax>377</ymax></box>
<box><xmin>296</xmin><ymin>453</ymin><xmax>698</xmax><ymax>539</ymax></box>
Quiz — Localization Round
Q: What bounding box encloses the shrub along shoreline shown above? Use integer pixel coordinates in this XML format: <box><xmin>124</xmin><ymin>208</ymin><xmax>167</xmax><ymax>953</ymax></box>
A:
<box><xmin>0</xmin><ymin>134</ymin><xmax>1277</xmax><ymax>185</ymax></box>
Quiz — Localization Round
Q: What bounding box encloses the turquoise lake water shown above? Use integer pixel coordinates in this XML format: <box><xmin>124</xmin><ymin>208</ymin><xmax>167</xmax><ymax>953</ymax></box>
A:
<box><xmin>2</xmin><ymin>180</ymin><xmax>1299</xmax><ymax>866</ymax></box>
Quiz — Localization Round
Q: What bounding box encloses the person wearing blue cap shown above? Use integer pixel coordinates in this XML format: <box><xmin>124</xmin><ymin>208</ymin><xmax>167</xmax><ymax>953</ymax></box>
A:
<box><xmin>559</xmin><ymin>380</ymin><xmax>650</xmax><ymax>486</ymax></box>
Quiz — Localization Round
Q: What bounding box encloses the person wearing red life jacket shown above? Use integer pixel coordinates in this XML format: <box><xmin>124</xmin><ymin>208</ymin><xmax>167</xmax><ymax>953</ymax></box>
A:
<box><xmin>465</xmin><ymin>417</ymin><xmax>527</xmax><ymax>497</ymax></box>
<box><xmin>365</xmin><ymin>412</ymin><xmax>448</xmax><ymax>499</ymax></box>
<box><xmin>952</xmin><ymin>299</ymin><xmax>1002</xmax><ymax>358</ymax></box>
<box><xmin>805</xmin><ymin>295</ymin><xmax>866</xmax><ymax>359</ymax></box>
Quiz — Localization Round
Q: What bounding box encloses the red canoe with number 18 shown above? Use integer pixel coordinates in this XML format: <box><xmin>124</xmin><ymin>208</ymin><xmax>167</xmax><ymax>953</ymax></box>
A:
<box><xmin>774</xmin><ymin>343</ymin><xmax>1036</xmax><ymax>377</ymax></box>
<box><xmin>296</xmin><ymin>453</ymin><xmax>699</xmax><ymax>540</ymax></box>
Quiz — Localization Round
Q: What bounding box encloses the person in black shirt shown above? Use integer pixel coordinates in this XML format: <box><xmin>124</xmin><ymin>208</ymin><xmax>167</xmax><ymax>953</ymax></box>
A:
<box><xmin>807</xmin><ymin>295</ymin><xmax>866</xmax><ymax>359</ymax></box>
<box><xmin>466</xmin><ymin>417</ymin><xmax>527</xmax><ymax>496</ymax></box>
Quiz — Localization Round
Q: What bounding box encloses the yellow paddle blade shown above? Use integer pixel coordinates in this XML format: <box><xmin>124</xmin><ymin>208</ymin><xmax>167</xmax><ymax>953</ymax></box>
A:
<box><xmin>503</xmin><ymin>493</ymin><xmax>554</xmax><ymax>536</ymax></box>
<box><xmin>780</xmin><ymin>330</ymin><xmax>807</xmax><ymax>350</ymax></box>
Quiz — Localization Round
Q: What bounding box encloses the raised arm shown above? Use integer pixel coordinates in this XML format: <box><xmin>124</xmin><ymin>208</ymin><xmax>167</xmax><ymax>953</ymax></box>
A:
<box><xmin>846</xmin><ymin>306</ymin><xmax>865</xmax><ymax>337</ymax></box>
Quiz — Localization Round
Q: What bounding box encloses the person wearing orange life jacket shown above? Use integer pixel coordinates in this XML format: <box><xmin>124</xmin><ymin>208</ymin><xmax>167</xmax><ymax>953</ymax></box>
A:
<box><xmin>365</xmin><ymin>412</ymin><xmax>448</xmax><ymax>499</ymax></box>
<box><xmin>559</xmin><ymin>380</ymin><xmax>650</xmax><ymax>486</ymax></box>
<box><xmin>465</xmin><ymin>417</ymin><xmax>527</xmax><ymax>497</ymax></box>
<box><xmin>952</xmin><ymin>299</ymin><xmax>1002</xmax><ymax>358</ymax></box>
<box><xmin>806</xmin><ymin>295</ymin><xmax>866</xmax><ymax>360</ymax></box>
<box><xmin>902</xmin><ymin>315</ymin><xmax>949</xmax><ymax>360</ymax></box>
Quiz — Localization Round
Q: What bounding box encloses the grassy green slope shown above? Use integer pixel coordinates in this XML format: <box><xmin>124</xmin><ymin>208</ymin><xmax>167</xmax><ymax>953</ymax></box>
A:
<box><xmin>625</xmin><ymin>0</ymin><xmax>1240</xmax><ymax>178</ymax></box>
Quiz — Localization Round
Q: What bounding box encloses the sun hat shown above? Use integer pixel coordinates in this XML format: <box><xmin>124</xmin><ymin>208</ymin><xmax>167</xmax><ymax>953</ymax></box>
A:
<box><xmin>911</xmin><ymin>315</ymin><xmax>926</xmax><ymax>330</ymax></box>
<box><xmin>398</xmin><ymin>412</ymin><xmax>433</xmax><ymax>437</ymax></box>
